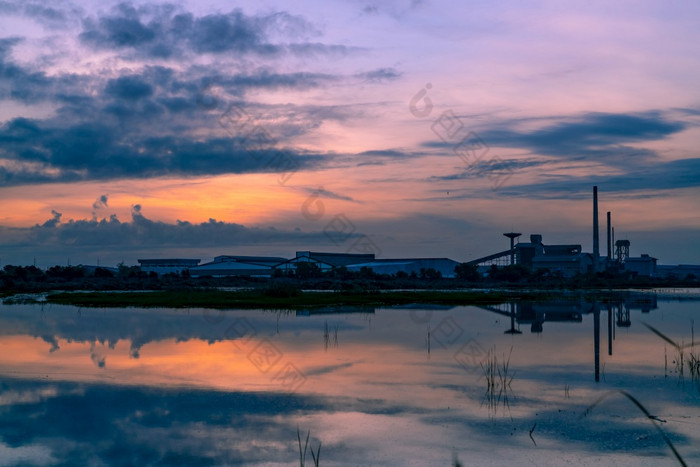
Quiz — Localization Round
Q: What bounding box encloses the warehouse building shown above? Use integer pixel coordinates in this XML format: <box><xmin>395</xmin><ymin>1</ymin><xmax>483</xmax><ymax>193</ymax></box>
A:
<box><xmin>137</xmin><ymin>258</ymin><xmax>200</xmax><ymax>275</ymax></box>
<box><xmin>189</xmin><ymin>255</ymin><xmax>287</xmax><ymax>277</ymax></box>
<box><xmin>275</xmin><ymin>251</ymin><xmax>376</xmax><ymax>273</ymax></box>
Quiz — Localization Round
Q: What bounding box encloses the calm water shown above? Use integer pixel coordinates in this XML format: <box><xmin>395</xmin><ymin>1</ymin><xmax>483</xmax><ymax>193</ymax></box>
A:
<box><xmin>1</xmin><ymin>293</ymin><xmax>699</xmax><ymax>466</ymax></box>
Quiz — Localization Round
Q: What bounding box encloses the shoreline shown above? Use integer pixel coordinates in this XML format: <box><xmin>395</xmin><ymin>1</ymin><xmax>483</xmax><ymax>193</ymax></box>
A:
<box><xmin>1</xmin><ymin>287</ymin><xmax>684</xmax><ymax>309</ymax></box>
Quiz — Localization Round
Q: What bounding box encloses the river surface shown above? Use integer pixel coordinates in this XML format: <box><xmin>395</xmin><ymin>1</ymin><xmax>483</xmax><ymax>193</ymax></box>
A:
<box><xmin>1</xmin><ymin>292</ymin><xmax>699</xmax><ymax>465</ymax></box>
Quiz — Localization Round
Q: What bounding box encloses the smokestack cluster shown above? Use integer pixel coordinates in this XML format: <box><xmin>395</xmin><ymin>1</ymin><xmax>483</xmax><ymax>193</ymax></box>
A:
<box><xmin>593</xmin><ymin>186</ymin><xmax>599</xmax><ymax>271</ymax></box>
<box><xmin>607</xmin><ymin>211</ymin><xmax>612</xmax><ymax>260</ymax></box>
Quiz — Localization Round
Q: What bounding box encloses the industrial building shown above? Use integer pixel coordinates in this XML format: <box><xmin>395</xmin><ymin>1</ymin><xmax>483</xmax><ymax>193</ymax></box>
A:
<box><xmin>189</xmin><ymin>255</ymin><xmax>288</xmax><ymax>278</ymax></box>
<box><xmin>656</xmin><ymin>264</ymin><xmax>700</xmax><ymax>279</ymax></box>
<box><xmin>275</xmin><ymin>251</ymin><xmax>376</xmax><ymax>273</ymax></box>
<box><xmin>137</xmin><ymin>258</ymin><xmax>200</xmax><ymax>275</ymax></box>
<box><xmin>138</xmin><ymin>251</ymin><xmax>463</xmax><ymax>278</ymax></box>
<box><xmin>136</xmin><ymin>186</ymin><xmax>697</xmax><ymax>280</ymax></box>
<box><xmin>346</xmin><ymin>258</ymin><xmax>461</xmax><ymax>278</ymax></box>
<box><xmin>466</xmin><ymin>186</ymin><xmax>661</xmax><ymax>278</ymax></box>
<box><xmin>466</xmin><ymin>233</ymin><xmax>595</xmax><ymax>278</ymax></box>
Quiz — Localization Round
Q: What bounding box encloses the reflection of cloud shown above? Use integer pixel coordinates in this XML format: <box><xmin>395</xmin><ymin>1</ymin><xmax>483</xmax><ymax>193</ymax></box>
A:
<box><xmin>40</xmin><ymin>334</ymin><xmax>60</xmax><ymax>352</ymax></box>
<box><xmin>90</xmin><ymin>342</ymin><xmax>107</xmax><ymax>368</ymax></box>
<box><xmin>0</xmin><ymin>386</ymin><xmax>58</xmax><ymax>406</ymax></box>
<box><xmin>0</xmin><ymin>378</ymin><xmax>331</xmax><ymax>465</ymax></box>
<box><xmin>1</xmin><ymin>302</ymin><xmax>698</xmax><ymax>464</ymax></box>
<box><xmin>304</xmin><ymin>362</ymin><xmax>354</xmax><ymax>376</ymax></box>
<box><xmin>0</xmin><ymin>441</ymin><xmax>55</xmax><ymax>466</ymax></box>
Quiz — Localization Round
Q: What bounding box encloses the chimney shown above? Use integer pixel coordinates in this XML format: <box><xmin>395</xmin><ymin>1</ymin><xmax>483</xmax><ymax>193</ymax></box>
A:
<box><xmin>607</xmin><ymin>211</ymin><xmax>612</xmax><ymax>260</ymax></box>
<box><xmin>593</xmin><ymin>186</ymin><xmax>600</xmax><ymax>271</ymax></box>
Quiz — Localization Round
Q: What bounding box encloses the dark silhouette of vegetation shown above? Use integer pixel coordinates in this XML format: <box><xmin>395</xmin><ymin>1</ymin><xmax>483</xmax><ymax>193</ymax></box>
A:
<box><xmin>295</xmin><ymin>262</ymin><xmax>323</xmax><ymax>280</ymax></box>
<box><xmin>487</xmin><ymin>264</ymin><xmax>531</xmax><ymax>282</ymax></box>
<box><xmin>454</xmin><ymin>263</ymin><xmax>480</xmax><ymax>281</ymax></box>
<box><xmin>1</xmin><ymin>261</ymin><xmax>699</xmax><ymax>298</ymax></box>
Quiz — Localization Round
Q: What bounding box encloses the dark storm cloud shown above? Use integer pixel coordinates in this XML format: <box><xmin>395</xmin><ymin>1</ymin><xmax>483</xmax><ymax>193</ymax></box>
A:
<box><xmin>0</xmin><ymin>32</ymin><xmax>369</xmax><ymax>187</ymax></box>
<box><xmin>0</xmin><ymin>116</ymin><xmax>329</xmax><ymax>185</ymax></box>
<box><xmin>78</xmin><ymin>2</ymin><xmax>354</xmax><ymax>59</ymax></box>
<box><xmin>418</xmin><ymin>111</ymin><xmax>692</xmax><ymax>195</ymax></box>
<box><xmin>226</xmin><ymin>70</ymin><xmax>337</xmax><ymax>89</ymax></box>
<box><xmin>424</xmin><ymin>155</ymin><xmax>700</xmax><ymax>202</ymax></box>
<box><xmin>105</xmin><ymin>75</ymin><xmax>154</xmax><ymax>100</ymax></box>
<box><xmin>486</xmin><ymin>112</ymin><xmax>683</xmax><ymax>163</ymax></box>
<box><xmin>0</xmin><ymin>206</ymin><xmax>331</xmax><ymax>249</ymax></box>
<box><xmin>0</xmin><ymin>2</ymin><xmax>398</xmax><ymax>187</ymax></box>
<box><xmin>300</xmin><ymin>187</ymin><xmax>358</xmax><ymax>202</ymax></box>
<box><xmin>497</xmin><ymin>157</ymin><xmax>700</xmax><ymax>199</ymax></box>
<box><xmin>428</xmin><ymin>158</ymin><xmax>547</xmax><ymax>182</ymax></box>
<box><xmin>356</xmin><ymin>149</ymin><xmax>413</xmax><ymax>159</ymax></box>
<box><xmin>0</xmin><ymin>37</ymin><xmax>86</xmax><ymax>104</ymax></box>
<box><xmin>355</xmin><ymin>67</ymin><xmax>402</xmax><ymax>82</ymax></box>
<box><xmin>0</xmin><ymin>0</ymin><xmax>83</xmax><ymax>28</ymax></box>
<box><xmin>92</xmin><ymin>194</ymin><xmax>108</xmax><ymax>210</ymax></box>
<box><xmin>423</xmin><ymin>111</ymin><xmax>685</xmax><ymax>164</ymax></box>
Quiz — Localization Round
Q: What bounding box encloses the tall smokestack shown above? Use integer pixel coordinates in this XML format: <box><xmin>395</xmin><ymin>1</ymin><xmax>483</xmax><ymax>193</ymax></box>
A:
<box><xmin>607</xmin><ymin>211</ymin><xmax>612</xmax><ymax>260</ymax></box>
<box><xmin>593</xmin><ymin>186</ymin><xmax>600</xmax><ymax>271</ymax></box>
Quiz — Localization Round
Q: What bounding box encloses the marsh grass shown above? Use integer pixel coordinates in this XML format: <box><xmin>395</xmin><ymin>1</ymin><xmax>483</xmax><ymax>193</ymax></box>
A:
<box><xmin>297</xmin><ymin>426</ymin><xmax>321</xmax><ymax>467</ymax></box>
<box><xmin>582</xmin><ymin>390</ymin><xmax>686</xmax><ymax>466</ymax></box>
<box><xmin>323</xmin><ymin>321</ymin><xmax>339</xmax><ymax>350</ymax></box>
<box><xmin>425</xmin><ymin>324</ymin><xmax>432</xmax><ymax>357</ymax></box>
<box><xmin>480</xmin><ymin>346</ymin><xmax>515</xmax><ymax>419</ymax></box>
<box><xmin>642</xmin><ymin>322</ymin><xmax>700</xmax><ymax>381</ymax></box>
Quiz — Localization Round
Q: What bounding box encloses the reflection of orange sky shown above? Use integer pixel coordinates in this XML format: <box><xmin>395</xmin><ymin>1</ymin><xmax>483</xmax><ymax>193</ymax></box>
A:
<box><xmin>2</xmin><ymin>302</ymin><xmax>700</xmax><ymax>465</ymax></box>
<box><xmin>0</xmin><ymin>309</ymin><xmax>685</xmax><ymax>402</ymax></box>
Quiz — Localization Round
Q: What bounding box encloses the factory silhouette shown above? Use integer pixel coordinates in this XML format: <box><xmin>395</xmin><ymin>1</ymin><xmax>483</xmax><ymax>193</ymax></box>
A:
<box><xmin>138</xmin><ymin>186</ymin><xmax>699</xmax><ymax>280</ymax></box>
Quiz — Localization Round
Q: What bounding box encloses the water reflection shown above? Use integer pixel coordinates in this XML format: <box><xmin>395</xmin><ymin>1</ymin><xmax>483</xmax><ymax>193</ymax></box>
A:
<box><xmin>477</xmin><ymin>296</ymin><xmax>658</xmax><ymax>382</ymax></box>
<box><xmin>0</xmin><ymin>294</ymin><xmax>698</xmax><ymax>465</ymax></box>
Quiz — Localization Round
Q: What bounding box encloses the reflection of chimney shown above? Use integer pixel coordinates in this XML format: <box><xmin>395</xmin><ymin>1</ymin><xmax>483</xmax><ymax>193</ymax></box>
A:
<box><xmin>607</xmin><ymin>211</ymin><xmax>612</xmax><ymax>261</ymax></box>
<box><xmin>594</xmin><ymin>304</ymin><xmax>600</xmax><ymax>382</ymax></box>
<box><xmin>593</xmin><ymin>186</ymin><xmax>600</xmax><ymax>271</ymax></box>
<box><xmin>607</xmin><ymin>304</ymin><xmax>613</xmax><ymax>356</ymax></box>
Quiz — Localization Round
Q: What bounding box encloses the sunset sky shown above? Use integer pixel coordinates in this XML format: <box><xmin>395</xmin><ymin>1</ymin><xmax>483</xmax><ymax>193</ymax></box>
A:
<box><xmin>1</xmin><ymin>0</ymin><xmax>699</xmax><ymax>267</ymax></box>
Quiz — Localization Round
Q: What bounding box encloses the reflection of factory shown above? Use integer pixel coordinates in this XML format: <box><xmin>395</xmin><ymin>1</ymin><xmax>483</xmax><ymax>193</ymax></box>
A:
<box><xmin>479</xmin><ymin>296</ymin><xmax>657</xmax><ymax>334</ymax></box>
<box><xmin>480</xmin><ymin>295</ymin><xmax>658</xmax><ymax>382</ymax></box>
<box><xmin>466</xmin><ymin>187</ymin><xmax>661</xmax><ymax>278</ymax></box>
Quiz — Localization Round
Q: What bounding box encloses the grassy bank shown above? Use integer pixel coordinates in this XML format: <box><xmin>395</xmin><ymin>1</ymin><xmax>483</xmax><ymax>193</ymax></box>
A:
<box><xmin>44</xmin><ymin>289</ymin><xmax>552</xmax><ymax>309</ymax></box>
